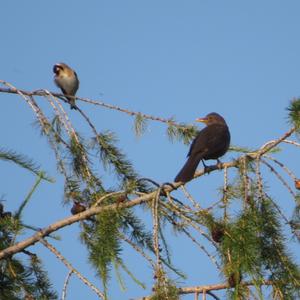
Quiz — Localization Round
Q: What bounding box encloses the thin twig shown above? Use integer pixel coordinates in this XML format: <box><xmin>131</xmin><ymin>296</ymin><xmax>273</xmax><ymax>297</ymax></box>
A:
<box><xmin>152</xmin><ymin>188</ymin><xmax>161</xmax><ymax>268</ymax></box>
<box><xmin>0</xmin><ymin>86</ymin><xmax>189</xmax><ymax>129</ymax></box>
<box><xmin>264</xmin><ymin>154</ymin><xmax>297</xmax><ymax>181</ymax></box>
<box><xmin>223</xmin><ymin>166</ymin><xmax>229</xmax><ymax>221</ymax></box>
<box><xmin>160</xmin><ymin>202</ymin><xmax>215</xmax><ymax>246</ymax></box>
<box><xmin>165</xmin><ymin>190</ymin><xmax>198</xmax><ymax>214</ymax></box>
<box><xmin>181</xmin><ymin>227</ymin><xmax>221</xmax><ymax>271</ymax></box>
<box><xmin>254</xmin><ymin>127</ymin><xmax>296</xmax><ymax>157</ymax></box>
<box><xmin>0</xmin><ymin>82</ymin><xmax>46</xmax><ymax>127</ymax></box>
<box><xmin>118</xmin><ymin>231</ymin><xmax>156</xmax><ymax>269</ymax></box>
<box><xmin>92</xmin><ymin>191</ymin><xmax>125</xmax><ymax>207</ymax></box>
<box><xmin>255</xmin><ymin>159</ymin><xmax>264</xmax><ymax>201</ymax></box>
<box><xmin>241</xmin><ymin>156</ymin><xmax>249</xmax><ymax>209</ymax></box>
<box><xmin>61</xmin><ymin>270</ymin><xmax>73</xmax><ymax>300</ymax></box>
<box><xmin>180</xmin><ymin>186</ymin><xmax>203</xmax><ymax>211</ymax></box>
<box><xmin>261</xmin><ymin>158</ymin><xmax>296</xmax><ymax>198</ymax></box>
<box><xmin>40</xmin><ymin>239</ymin><xmax>105</xmax><ymax>299</ymax></box>
<box><xmin>44</xmin><ymin>91</ymin><xmax>73</xmax><ymax>138</ymax></box>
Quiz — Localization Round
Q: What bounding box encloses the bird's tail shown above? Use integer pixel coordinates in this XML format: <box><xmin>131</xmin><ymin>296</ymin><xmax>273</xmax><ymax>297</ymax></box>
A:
<box><xmin>174</xmin><ymin>155</ymin><xmax>202</xmax><ymax>183</ymax></box>
<box><xmin>67</xmin><ymin>97</ymin><xmax>77</xmax><ymax>110</ymax></box>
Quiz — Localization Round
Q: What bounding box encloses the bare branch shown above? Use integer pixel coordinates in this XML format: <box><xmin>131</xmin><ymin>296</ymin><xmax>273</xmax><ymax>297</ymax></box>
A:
<box><xmin>118</xmin><ymin>231</ymin><xmax>156</xmax><ymax>269</ymax></box>
<box><xmin>0</xmin><ymin>86</ymin><xmax>188</xmax><ymax>129</ymax></box>
<box><xmin>137</xmin><ymin>280</ymin><xmax>273</xmax><ymax>299</ymax></box>
<box><xmin>40</xmin><ymin>239</ymin><xmax>105</xmax><ymax>299</ymax></box>
<box><xmin>61</xmin><ymin>270</ymin><xmax>73</xmax><ymax>300</ymax></box>
<box><xmin>177</xmin><ymin>280</ymin><xmax>273</xmax><ymax>295</ymax></box>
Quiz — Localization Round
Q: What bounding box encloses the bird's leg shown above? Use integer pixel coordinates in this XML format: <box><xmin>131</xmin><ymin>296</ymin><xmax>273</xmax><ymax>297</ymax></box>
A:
<box><xmin>216</xmin><ymin>159</ymin><xmax>222</xmax><ymax>169</ymax></box>
<box><xmin>201</xmin><ymin>159</ymin><xmax>211</xmax><ymax>174</ymax></box>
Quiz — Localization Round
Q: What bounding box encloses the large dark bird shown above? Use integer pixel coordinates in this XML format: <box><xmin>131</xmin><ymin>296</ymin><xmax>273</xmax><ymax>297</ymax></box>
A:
<box><xmin>53</xmin><ymin>63</ymin><xmax>79</xmax><ymax>110</ymax></box>
<box><xmin>174</xmin><ymin>112</ymin><xmax>230</xmax><ymax>183</ymax></box>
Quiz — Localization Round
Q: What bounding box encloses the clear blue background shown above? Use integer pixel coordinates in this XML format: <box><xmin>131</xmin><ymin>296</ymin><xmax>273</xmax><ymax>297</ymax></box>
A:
<box><xmin>1</xmin><ymin>1</ymin><xmax>300</xmax><ymax>299</ymax></box>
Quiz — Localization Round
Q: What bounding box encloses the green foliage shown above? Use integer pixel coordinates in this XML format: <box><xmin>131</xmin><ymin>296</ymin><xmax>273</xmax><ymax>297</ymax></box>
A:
<box><xmin>121</xmin><ymin>209</ymin><xmax>154</xmax><ymax>250</ymax></box>
<box><xmin>150</xmin><ymin>269</ymin><xmax>179</xmax><ymax>300</ymax></box>
<box><xmin>259</xmin><ymin>199</ymin><xmax>300</xmax><ymax>298</ymax></box>
<box><xmin>229</xmin><ymin>145</ymin><xmax>255</xmax><ymax>153</ymax></box>
<box><xmin>218</xmin><ymin>197</ymin><xmax>300</xmax><ymax>299</ymax></box>
<box><xmin>115</xmin><ymin>257</ymin><xmax>146</xmax><ymax>290</ymax></box>
<box><xmin>167</xmin><ymin>123</ymin><xmax>198</xmax><ymax>145</ymax></box>
<box><xmin>50</xmin><ymin>115</ymin><xmax>63</xmax><ymax>142</ymax></box>
<box><xmin>15</xmin><ymin>174</ymin><xmax>44</xmax><ymax>219</ymax></box>
<box><xmin>69</xmin><ymin>134</ymin><xmax>91</xmax><ymax>181</ymax></box>
<box><xmin>220</xmin><ymin>204</ymin><xmax>263</xmax><ymax>279</ymax></box>
<box><xmin>287</xmin><ymin>98</ymin><xmax>300</xmax><ymax>130</ymax></box>
<box><xmin>25</xmin><ymin>256</ymin><xmax>58</xmax><ymax>299</ymax></box>
<box><xmin>81</xmin><ymin>205</ymin><xmax>157</xmax><ymax>296</ymax></box>
<box><xmin>150</xmin><ymin>284</ymin><xmax>179</xmax><ymax>300</ymax></box>
<box><xmin>0</xmin><ymin>148</ymin><xmax>53</xmax><ymax>182</ymax></box>
<box><xmin>0</xmin><ymin>256</ymin><xmax>58</xmax><ymax>300</ymax></box>
<box><xmin>81</xmin><ymin>208</ymin><xmax>123</xmax><ymax>297</ymax></box>
<box><xmin>290</xmin><ymin>195</ymin><xmax>300</xmax><ymax>242</ymax></box>
<box><xmin>93</xmin><ymin>131</ymin><xmax>139</xmax><ymax>183</ymax></box>
<box><xmin>134</xmin><ymin>113</ymin><xmax>148</xmax><ymax>137</ymax></box>
<box><xmin>121</xmin><ymin>208</ymin><xmax>186</xmax><ymax>279</ymax></box>
<box><xmin>2</xmin><ymin>90</ymin><xmax>300</xmax><ymax>300</ymax></box>
<box><xmin>0</xmin><ymin>211</ymin><xmax>57</xmax><ymax>299</ymax></box>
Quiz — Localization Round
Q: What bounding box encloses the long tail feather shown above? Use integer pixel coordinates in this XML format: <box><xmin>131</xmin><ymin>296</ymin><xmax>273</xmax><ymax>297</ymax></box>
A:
<box><xmin>174</xmin><ymin>155</ymin><xmax>202</xmax><ymax>183</ymax></box>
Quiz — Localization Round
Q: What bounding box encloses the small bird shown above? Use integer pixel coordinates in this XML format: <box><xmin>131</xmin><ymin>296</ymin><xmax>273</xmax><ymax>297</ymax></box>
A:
<box><xmin>174</xmin><ymin>112</ymin><xmax>230</xmax><ymax>183</ymax></box>
<box><xmin>70</xmin><ymin>201</ymin><xmax>86</xmax><ymax>215</ymax></box>
<box><xmin>53</xmin><ymin>63</ymin><xmax>79</xmax><ymax>110</ymax></box>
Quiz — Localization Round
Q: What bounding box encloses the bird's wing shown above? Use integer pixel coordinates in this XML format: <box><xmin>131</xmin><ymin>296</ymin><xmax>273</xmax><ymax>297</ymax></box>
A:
<box><xmin>60</xmin><ymin>87</ymin><xmax>68</xmax><ymax>96</ymax></box>
<box><xmin>188</xmin><ymin>125</ymin><xmax>228</xmax><ymax>157</ymax></box>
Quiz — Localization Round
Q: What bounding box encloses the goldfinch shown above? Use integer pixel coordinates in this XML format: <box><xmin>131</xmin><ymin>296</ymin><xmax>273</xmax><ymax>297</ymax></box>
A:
<box><xmin>53</xmin><ymin>63</ymin><xmax>79</xmax><ymax>110</ymax></box>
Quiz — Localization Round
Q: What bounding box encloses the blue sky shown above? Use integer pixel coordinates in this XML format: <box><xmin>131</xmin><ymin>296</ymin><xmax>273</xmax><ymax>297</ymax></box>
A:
<box><xmin>1</xmin><ymin>1</ymin><xmax>300</xmax><ymax>299</ymax></box>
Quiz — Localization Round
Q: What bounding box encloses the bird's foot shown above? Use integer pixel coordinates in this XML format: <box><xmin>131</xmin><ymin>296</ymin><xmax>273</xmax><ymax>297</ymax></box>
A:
<box><xmin>202</xmin><ymin>160</ymin><xmax>211</xmax><ymax>174</ymax></box>
<box><xmin>160</xmin><ymin>182</ymin><xmax>177</xmax><ymax>196</ymax></box>
<box><xmin>216</xmin><ymin>159</ymin><xmax>223</xmax><ymax>170</ymax></box>
<box><xmin>204</xmin><ymin>165</ymin><xmax>212</xmax><ymax>174</ymax></box>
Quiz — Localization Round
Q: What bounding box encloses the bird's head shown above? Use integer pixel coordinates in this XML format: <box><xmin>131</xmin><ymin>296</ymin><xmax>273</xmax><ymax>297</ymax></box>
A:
<box><xmin>53</xmin><ymin>63</ymin><xmax>70</xmax><ymax>75</ymax></box>
<box><xmin>196</xmin><ymin>112</ymin><xmax>226</xmax><ymax>126</ymax></box>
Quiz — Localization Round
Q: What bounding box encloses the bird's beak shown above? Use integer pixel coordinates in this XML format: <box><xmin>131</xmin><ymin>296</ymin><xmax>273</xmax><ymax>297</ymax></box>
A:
<box><xmin>195</xmin><ymin>117</ymin><xmax>208</xmax><ymax>124</ymax></box>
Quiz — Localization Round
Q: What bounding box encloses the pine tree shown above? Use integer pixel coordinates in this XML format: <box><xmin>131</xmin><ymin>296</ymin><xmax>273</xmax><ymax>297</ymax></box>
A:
<box><xmin>0</xmin><ymin>83</ymin><xmax>299</xmax><ymax>299</ymax></box>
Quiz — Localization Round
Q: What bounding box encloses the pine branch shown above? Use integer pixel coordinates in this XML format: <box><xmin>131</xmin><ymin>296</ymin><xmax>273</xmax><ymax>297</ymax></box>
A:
<box><xmin>134</xmin><ymin>113</ymin><xmax>148</xmax><ymax>137</ymax></box>
<box><xmin>0</xmin><ymin>85</ymin><xmax>191</xmax><ymax>131</ymax></box>
<box><xmin>92</xmin><ymin>131</ymin><xmax>139</xmax><ymax>181</ymax></box>
<box><xmin>28</xmin><ymin>256</ymin><xmax>58</xmax><ymax>299</ymax></box>
<box><xmin>81</xmin><ymin>208</ymin><xmax>122</xmax><ymax>296</ymax></box>
<box><xmin>2</xmin><ymin>82</ymin><xmax>300</xmax><ymax>299</ymax></box>
<box><xmin>0</xmin><ymin>148</ymin><xmax>53</xmax><ymax>182</ymax></box>
<box><xmin>15</xmin><ymin>174</ymin><xmax>44</xmax><ymax>219</ymax></box>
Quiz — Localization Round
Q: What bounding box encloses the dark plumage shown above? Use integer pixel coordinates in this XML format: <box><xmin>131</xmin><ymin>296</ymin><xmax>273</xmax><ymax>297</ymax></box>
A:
<box><xmin>53</xmin><ymin>63</ymin><xmax>79</xmax><ymax>110</ymax></box>
<box><xmin>71</xmin><ymin>201</ymin><xmax>86</xmax><ymax>215</ymax></box>
<box><xmin>174</xmin><ymin>112</ymin><xmax>230</xmax><ymax>183</ymax></box>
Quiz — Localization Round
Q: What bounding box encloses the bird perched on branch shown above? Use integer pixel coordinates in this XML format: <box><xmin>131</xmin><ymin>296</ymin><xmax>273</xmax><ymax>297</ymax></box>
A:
<box><xmin>53</xmin><ymin>63</ymin><xmax>79</xmax><ymax>110</ymax></box>
<box><xmin>70</xmin><ymin>201</ymin><xmax>95</xmax><ymax>222</ymax></box>
<box><xmin>70</xmin><ymin>201</ymin><xmax>86</xmax><ymax>215</ymax></box>
<box><xmin>174</xmin><ymin>112</ymin><xmax>230</xmax><ymax>183</ymax></box>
